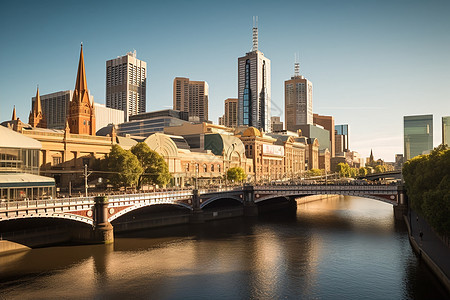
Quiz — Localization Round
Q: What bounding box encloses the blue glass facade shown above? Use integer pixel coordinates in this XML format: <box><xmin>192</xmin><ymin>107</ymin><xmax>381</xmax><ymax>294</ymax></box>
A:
<box><xmin>243</xmin><ymin>60</ymin><xmax>251</xmax><ymax>126</ymax></box>
<box><xmin>404</xmin><ymin>115</ymin><xmax>433</xmax><ymax>160</ymax></box>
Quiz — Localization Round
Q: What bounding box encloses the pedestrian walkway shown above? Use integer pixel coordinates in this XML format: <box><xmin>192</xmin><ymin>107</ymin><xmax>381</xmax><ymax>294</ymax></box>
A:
<box><xmin>409</xmin><ymin>210</ymin><xmax>450</xmax><ymax>283</ymax></box>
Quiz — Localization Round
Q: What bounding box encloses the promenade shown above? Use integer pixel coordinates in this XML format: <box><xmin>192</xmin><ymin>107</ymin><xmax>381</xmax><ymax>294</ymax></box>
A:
<box><xmin>408</xmin><ymin>210</ymin><xmax>450</xmax><ymax>292</ymax></box>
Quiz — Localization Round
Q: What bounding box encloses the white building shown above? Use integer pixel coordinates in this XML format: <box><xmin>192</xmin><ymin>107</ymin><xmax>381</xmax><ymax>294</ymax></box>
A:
<box><xmin>94</xmin><ymin>103</ymin><xmax>124</xmax><ymax>131</ymax></box>
<box><xmin>106</xmin><ymin>51</ymin><xmax>147</xmax><ymax>121</ymax></box>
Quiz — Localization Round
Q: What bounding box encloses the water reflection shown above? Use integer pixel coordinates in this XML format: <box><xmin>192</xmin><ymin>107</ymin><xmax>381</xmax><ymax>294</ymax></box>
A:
<box><xmin>0</xmin><ymin>196</ymin><xmax>447</xmax><ymax>299</ymax></box>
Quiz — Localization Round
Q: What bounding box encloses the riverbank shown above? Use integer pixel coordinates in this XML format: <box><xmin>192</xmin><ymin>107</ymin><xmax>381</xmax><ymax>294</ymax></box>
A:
<box><xmin>404</xmin><ymin>210</ymin><xmax>450</xmax><ymax>293</ymax></box>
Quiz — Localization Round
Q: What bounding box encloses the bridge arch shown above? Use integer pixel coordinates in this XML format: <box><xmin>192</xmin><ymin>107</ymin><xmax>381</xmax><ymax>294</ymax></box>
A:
<box><xmin>108</xmin><ymin>202</ymin><xmax>192</xmax><ymax>223</ymax></box>
<box><xmin>200</xmin><ymin>195</ymin><xmax>243</xmax><ymax>209</ymax></box>
<box><xmin>1</xmin><ymin>212</ymin><xmax>94</xmax><ymax>226</ymax></box>
<box><xmin>254</xmin><ymin>192</ymin><xmax>398</xmax><ymax>206</ymax></box>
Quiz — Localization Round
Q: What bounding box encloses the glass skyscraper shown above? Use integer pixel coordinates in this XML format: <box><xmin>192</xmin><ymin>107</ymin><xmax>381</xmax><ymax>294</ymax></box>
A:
<box><xmin>404</xmin><ymin>115</ymin><xmax>433</xmax><ymax>160</ymax></box>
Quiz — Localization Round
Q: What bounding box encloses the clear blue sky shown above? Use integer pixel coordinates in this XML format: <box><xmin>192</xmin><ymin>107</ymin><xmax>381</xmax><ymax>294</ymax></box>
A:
<box><xmin>1</xmin><ymin>0</ymin><xmax>449</xmax><ymax>161</ymax></box>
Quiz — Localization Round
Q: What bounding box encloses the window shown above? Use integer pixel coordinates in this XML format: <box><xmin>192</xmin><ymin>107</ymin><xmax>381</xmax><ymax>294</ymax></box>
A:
<box><xmin>186</xmin><ymin>163</ymin><xmax>190</xmax><ymax>172</ymax></box>
<box><xmin>218</xmin><ymin>164</ymin><xmax>221</xmax><ymax>172</ymax></box>
<box><xmin>203</xmin><ymin>164</ymin><xmax>207</xmax><ymax>172</ymax></box>
<box><xmin>211</xmin><ymin>164</ymin><xmax>214</xmax><ymax>172</ymax></box>
<box><xmin>53</xmin><ymin>156</ymin><xmax>62</xmax><ymax>166</ymax></box>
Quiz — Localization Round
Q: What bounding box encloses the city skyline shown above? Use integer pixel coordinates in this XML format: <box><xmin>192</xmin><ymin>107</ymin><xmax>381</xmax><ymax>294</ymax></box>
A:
<box><xmin>0</xmin><ymin>0</ymin><xmax>449</xmax><ymax>161</ymax></box>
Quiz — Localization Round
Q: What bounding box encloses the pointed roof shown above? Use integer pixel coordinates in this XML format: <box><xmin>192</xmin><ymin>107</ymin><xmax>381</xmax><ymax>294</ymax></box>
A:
<box><xmin>12</xmin><ymin>106</ymin><xmax>17</xmax><ymax>120</ymax></box>
<box><xmin>75</xmin><ymin>43</ymin><xmax>87</xmax><ymax>93</ymax></box>
<box><xmin>34</xmin><ymin>87</ymin><xmax>42</xmax><ymax>115</ymax></box>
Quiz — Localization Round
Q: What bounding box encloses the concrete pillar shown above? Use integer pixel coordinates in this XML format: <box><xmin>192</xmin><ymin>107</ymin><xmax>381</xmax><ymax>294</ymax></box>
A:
<box><xmin>243</xmin><ymin>185</ymin><xmax>258</xmax><ymax>217</ymax></box>
<box><xmin>92</xmin><ymin>196</ymin><xmax>114</xmax><ymax>244</ymax></box>
<box><xmin>190</xmin><ymin>189</ymin><xmax>204</xmax><ymax>223</ymax></box>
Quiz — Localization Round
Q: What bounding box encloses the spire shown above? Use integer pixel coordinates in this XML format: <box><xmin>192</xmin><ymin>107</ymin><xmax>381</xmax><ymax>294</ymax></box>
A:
<box><xmin>12</xmin><ymin>106</ymin><xmax>17</xmax><ymax>121</ymax></box>
<box><xmin>252</xmin><ymin>16</ymin><xmax>258</xmax><ymax>51</ymax></box>
<box><xmin>370</xmin><ymin>149</ymin><xmax>374</xmax><ymax>162</ymax></box>
<box><xmin>34</xmin><ymin>86</ymin><xmax>42</xmax><ymax>115</ymax></box>
<box><xmin>75</xmin><ymin>43</ymin><xmax>88</xmax><ymax>93</ymax></box>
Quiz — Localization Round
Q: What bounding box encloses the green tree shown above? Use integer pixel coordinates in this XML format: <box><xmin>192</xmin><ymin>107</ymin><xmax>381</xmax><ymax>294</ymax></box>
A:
<box><xmin>306</xmin><ymin>168</ymin><xmax>322</xmax><ymax>177</ymax></box>
<box><xmin>335</xmin><ymin>162</ymin><xmax>351</xmax><ymax>177</ymax></box>
<box><xmin>105</xmin><ymin>145</ymin><xmax>143</xmax><ymax>188</ymax></box>
<box><xmin>226</xmin><ymin>167</ymin><xmax>246</xmax><ymax>182</ymax></box>
<box><xmin>358</xmin><ymin>167</ymin><xmax>368</xmax><ymax>176</ymax></box>
<box><xmin>374</xmin><ymin>165</ymin><xmax>385</xmax><ymax>173</ymax></box>
<box><xmin>403</xmin><ymin>144</ymin><xmax>450</xmax><ymax>234</ymax></box>
<box><xmin>131</xmin><ymin>142</ymin><xmax>171</xmax><ymax>187</ymax></box>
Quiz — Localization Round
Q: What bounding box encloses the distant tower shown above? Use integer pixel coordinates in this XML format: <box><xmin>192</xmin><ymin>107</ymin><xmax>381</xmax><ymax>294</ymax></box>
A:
<box><xmin>369</xmin><ymin>149</ymin><xmax>374</xmax><ymax>163</ymax></box>
<box><xmin>106</xmin><ymin>50</ymin><xmax>147</xmax><ymax>121</ymax></box>
<box><xmin>28</xmin><ymin>86</ymin><xmax>47</xmax><ymax>128</ymax></box>
<box><xmin>173</xmin><ymin>77</ymin><xmax>209</xmax><ymax>122</ymax></box>
<box><xmin>285</xmin><ymin>55</ymin><xmax>313</xmax><ymax>131</ymax></box>
<box><xmin>238</xmin><ymin>16</ymin><xmax>271</xmax><ymax>132</ymax></box>
<box><xmin>67</xmin><ymin>44</ymin><xmax>96</xmax><ymax>135</ymax></box>
<box><xmin>12</xmin><ymin>106</ymin><xmax>17</xmax><ymax>121</ymax></box>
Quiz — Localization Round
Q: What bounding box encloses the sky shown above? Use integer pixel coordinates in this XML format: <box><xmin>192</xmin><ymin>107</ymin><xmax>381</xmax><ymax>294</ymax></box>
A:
<box><xmin>0</xmin><ymin>0</ymin><xmax>449</xmax><ymax>161</ymax></box>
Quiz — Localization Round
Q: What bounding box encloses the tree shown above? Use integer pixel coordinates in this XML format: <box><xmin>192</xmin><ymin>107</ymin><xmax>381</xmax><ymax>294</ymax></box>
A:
<box><xmin>105</xmin><ymin>145</ymin><xmax>143</xmax><ymax>188</ymax></box>
<box><xmin>358</xmin><ymin>167</ymin><xmax>368</xmax><ymax>176</ymax></box>
<box><xmin>335</xmin><ymin>163</ymin><xmax>351</xmax><ymax>177</ymax></box>
<box><xmin>131</xmin><ymin>142</ymin><xmax>171</xmax><ymax>187</ymax></box>
<box><xmin>403</xmin><ymin>144</ymin><xmax>450</xmax><ymax>234</ymax></box>
<box><xmin>374</xmin><ymin>165</ymin><xmax>385</xmax><ymax>173</ymax></box>
<box><xmin>306</xmin><ymin>169</ymin><xmax>322</xmax><ymax>177</ymax></box>
<box><xmin>226</xmin><ymin>167</ymin><xmax>246</xmax><ymax>182</ymax></box>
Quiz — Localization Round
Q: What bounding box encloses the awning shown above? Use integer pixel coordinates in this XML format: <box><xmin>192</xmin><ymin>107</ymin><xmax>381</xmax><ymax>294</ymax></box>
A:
<box><xmin>0</xmin><ymin>173</ymin><xmax>55</xmax><ymax>188</ymax></box>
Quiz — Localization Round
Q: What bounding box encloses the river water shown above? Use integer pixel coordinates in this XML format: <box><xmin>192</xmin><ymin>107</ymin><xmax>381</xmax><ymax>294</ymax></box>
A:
<box><xmin>0</xmin><ymin>196</ymin><xmax>448</xmax><ymax>299</ymax></box>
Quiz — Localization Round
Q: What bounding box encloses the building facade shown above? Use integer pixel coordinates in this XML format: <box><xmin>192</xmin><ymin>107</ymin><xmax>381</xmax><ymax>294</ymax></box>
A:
<box><xmin>173</xmin><ymin>77</ymin><xmax>209</xmax><ymax>122</ymax></box>
<box><xmin>335</xmin><ymin>124</ymin><xmax>349</xmax><ymax>153</ymax></box>
<box><xmin>443</xmin><ymin>116</ymin><xmax>450</xmax><ymax>146</ymax></box>
<box><xmin>404</xmin><ymin>115</ymin><xmax>433</xmax><ymax>160</ymax></box>
<box><xmin>271</xmin><ymin>116</ymin><xmax>283</xmax><ymax>132</ymax></box>
<box><xmin>224</xmin><ymin>98</ymin><xmax>238</xmax><ymax>128</ymax></box>
<box><xmin>285</xmin><ymin>62</ymin><xmax>313</xmax><ymax>131</ymax></box>
<box><xmin>314</xmin><ymin>114</ymin><xmax>335</xmax><ymax>157</ymax></box>
<box><xmin>106</xmin><ymin>51</ymin><xmax>147</xmax><ymax>121</ymax></box>
<box><xmin>238</xmin><ymin>22</ymin><xmax>271</xmax><ymax>132</ymax></box>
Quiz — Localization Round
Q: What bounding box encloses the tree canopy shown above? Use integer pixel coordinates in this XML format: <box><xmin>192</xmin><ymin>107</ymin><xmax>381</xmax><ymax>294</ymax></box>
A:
<box><xmin>131</xmin><ymin>142</ymin><xmax>171</xmax><ymax>187</ymax></box>
<box><xmin>403</xmin><ymin>144</ymin><xmax>450</xmax><ymax>234</ymax></box>
<box><xmin>105</xmin><ymin>144</ymin><xmax>143</xmax><ymax>188</ymax></box>
<box><xmin>226</xmin><ymin>167</ymin><xmax>246</xmax><ymax>182</ymax></box>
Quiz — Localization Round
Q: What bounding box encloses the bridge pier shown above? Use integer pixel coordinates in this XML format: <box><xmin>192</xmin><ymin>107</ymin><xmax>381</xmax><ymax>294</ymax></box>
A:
<box><xmin>243</xmin><ymin>185</ymin><xmax>258</xmax><ymax>217</ymax></box>
<box><xmin>393</xmin><ymin>186</ymin><xmax>408</xmax><ymax>221</ymax></box>
<box><xmin>190</xmin><ymin>189</ymin><xmax>205</xmax><ymax>223</ymax></box>
<box><xmin>91</xmin><ymin>196</ymin><xmax>114</xmax><ymax>244</ymax></box>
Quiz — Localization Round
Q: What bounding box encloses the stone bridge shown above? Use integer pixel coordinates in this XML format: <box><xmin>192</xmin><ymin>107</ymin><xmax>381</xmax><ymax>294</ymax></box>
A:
<box><xmin>0</xmin><ymin>183</ymin><xmax>406</xmax><ymax>245</ymax></box>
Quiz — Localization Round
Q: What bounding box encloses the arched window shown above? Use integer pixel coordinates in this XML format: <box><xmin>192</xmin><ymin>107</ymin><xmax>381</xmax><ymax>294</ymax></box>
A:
<box><xmin>218</xmin><ymin>164</ymin><xmax>221</xmax><ymax>173</ymax></box>
<box><xmin>211</xmin><ymin>164</ymin><xmax>214</xmax><ymax>172</ymax></box>
<box><xmin>203</xmin><ymin>164</ymin><xmax>207</xmax><ymax>172</ymax></box>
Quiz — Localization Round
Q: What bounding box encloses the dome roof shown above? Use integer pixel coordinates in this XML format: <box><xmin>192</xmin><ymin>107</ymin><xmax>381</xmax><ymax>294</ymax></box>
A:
<box><xmin>242</xmin><ymin>127</ymin><xmax>262</xmax><ymax>137</ymax></box>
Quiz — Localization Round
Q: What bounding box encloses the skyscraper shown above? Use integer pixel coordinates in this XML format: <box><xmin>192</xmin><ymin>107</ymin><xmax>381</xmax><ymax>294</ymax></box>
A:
<box><xmin>335</xmin><ymin>124</ymin><xmax>349</xmax><ymax>153</ymax></box>
<box><xmin>106</xmin><ymin>51</ymin><xmax>146</xmax><ymax>121</ymax></box>
<box><xmin>224</xmin><ymin>98</ymin><xmax>238</xmax><ymax>128</ymax></box>
<box><xmin>404</xmin><ymin>114</ymin><xmax>433</xmax><ymax>160</ymax></box>
<box><xmin>313</xmin><ymin>114</ymin><xmax>335</xmax><ymax>157</ymax></box>
<box><xmin>173</xmin><ymin>77</ymin><xmax>209</xmax><ymax>122</ymax></box>
<box><xmin>285</xmin><ymin>60</ymin><xmax>313</xmax><ymax>131</ymax></box>
<box><xmin>443</xmin><ymin>116</ymin><xmax>450</xmax><ymax>146</ymax></box>
<box><xmin>238</xmin><ymin>17</ymin><xmax>271</xmax><ymax>132</ymax></box>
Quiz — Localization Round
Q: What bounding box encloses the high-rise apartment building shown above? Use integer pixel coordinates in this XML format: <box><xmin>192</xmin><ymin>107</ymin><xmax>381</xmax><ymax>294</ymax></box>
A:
<box><xmin>404</xmin><ymin>114</ymin><xmax>433</xmax><ymax>160</ymax></box>
<box><xmin>224</xmin><ymin>98</ymin><xmax>238</xmax><ymax>128</ymax></box>
<box><xmin>106</xmin><ymin>51</ymin><xmax>146</xmax><ymax>121</ymax></box>
<box><xmin>173</xmin><ymin>77</ymin><xmax>209</xmax><ymax>123</ymax></box>
<box><xmin>442</xmin><ymin>116</ymin><xmax>450</xmax><ymax>146</ymax></box>
<box><xmin>238</xmin><ymin>18</ymin><xmax>271</xmax><ymax>132</ymax></box>
<box><xmin>285</xmin><ymin>61</ymin><xmax>313</xmax><ymax>131</ymax></box>
<box><xmin>313</xmin><ymin>114</ymin><xmax>335</xmax><ymax>157</ymax></box>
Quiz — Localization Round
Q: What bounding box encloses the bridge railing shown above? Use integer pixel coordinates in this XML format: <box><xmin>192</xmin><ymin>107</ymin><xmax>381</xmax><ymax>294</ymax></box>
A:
<box><xmin>0</xmin><ymin>197</ymin><xmax>95</xmax><ymax>212</ymax></box>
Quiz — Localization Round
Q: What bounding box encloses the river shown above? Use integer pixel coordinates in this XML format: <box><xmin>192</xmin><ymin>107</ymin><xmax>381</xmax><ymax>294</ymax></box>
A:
<box><xmin>0</xmin><ymin>196</ymin><xmax>448</xmax><ymax>299</ymax></box>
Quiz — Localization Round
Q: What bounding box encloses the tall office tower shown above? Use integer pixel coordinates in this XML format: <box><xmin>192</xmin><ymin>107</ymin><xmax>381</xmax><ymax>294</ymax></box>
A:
<box><xmin>67</xmin><ymin>44</ymin><xmax>95</xmax><ymax>135</ymax></box>
<box><xmin>443</xmin><ymin>116</ymin><xmax>450</xmax><ymax>145</ymax></box>
<box><xmin>224</xmin><ymin>98</ymin><xmax>238</xmax><ymax>128</ymax></box>
<box><xmin>28</xmin><ymin>87</ymin><xmax>47</xmax><ymax>128</ymax></box>
<box><xmin>335</xmin><ymin>124</ymin><xmax>349</xmax><ymax>153</ymax></box>
<box><xmin>314</xmin><ymin>114</ymin><xmax>335</xmax><ymax>157</ymax></box>
<box><xmin>173</xmin><ymin>77</ymin><xmax>209</xmax><ymax>122</ymax></box>
<box><xmin>106</xmin><ymin>50</ymin><xmax>146</xmax><ymax>122</ymax></box>
<box><xmin>285</xmin><ymin>60</ymin><xmax>313</xmax><ymax>131</ymax></box>
<box><xmin>404</xmin><ymin>115</ymin><xmax>433</xmax><ymax>160</ymax></box>
<box><xmin>238</xmin><ymin>17</ymin><xmax>271</xmax><ymax>132</ymax></box>
<box><xmin>32</xmin><ymin>90</ymin><xmax>73</xmax><ymax>129</ymax></box>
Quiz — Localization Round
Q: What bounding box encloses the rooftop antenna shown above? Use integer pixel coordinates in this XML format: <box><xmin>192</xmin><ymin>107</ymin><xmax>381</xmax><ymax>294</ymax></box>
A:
<box><xmin>252</xmin><ymin>16</ymin><xmax>258</xmax><ymax>51</ymax></box>
<box><xmin>294</xmin><ymin>53</ymin><xmax>300</xmax><ymax>77</ymax></box>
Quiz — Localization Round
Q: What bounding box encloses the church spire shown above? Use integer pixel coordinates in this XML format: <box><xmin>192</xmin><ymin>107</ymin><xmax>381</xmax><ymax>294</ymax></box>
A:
<box><xmin>28</xmin><ymin>86</ymin><xmax>47</xmax><ymax>128</ymax></box>
<box><xmin>75</xmin><ymin>43</ymin><xmax>88</xmax><ymax>94</ymax></box>
<box><xmin>12</xmin><ymin>106</ymin><xmax>17</xmax><ymax>121</ymax></box>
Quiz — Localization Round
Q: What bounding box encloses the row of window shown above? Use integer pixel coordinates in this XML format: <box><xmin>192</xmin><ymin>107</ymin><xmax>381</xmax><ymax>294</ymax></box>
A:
<box><xmin>185</xmin><ymin>163</ymin><xmax>222</xmax><ymax>173</ymax></box>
